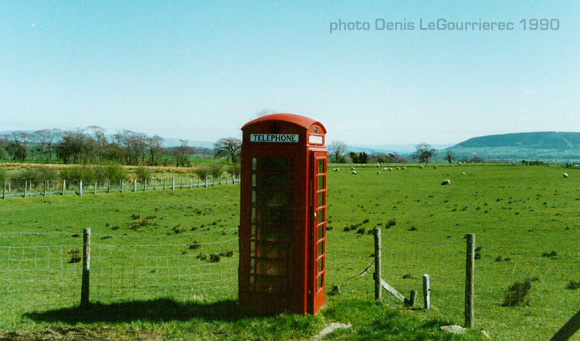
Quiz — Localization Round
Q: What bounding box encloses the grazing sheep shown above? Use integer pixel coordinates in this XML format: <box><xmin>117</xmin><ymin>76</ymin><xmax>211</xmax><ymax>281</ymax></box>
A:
<box><xmin>352</xmin><ymin>170</ymin><xmax>357</xmax><ymax>175</ymax></box>
<box><xmin>563</xmin><ymin>173</ymin><xmax>569</xmax><ymax>178</ymax></box>
<box><xmin>462</xmin><ymin>172</ymin><xmax>466</xmax><ymax>175</ymax></box>
<box><xmin>377</xmin><ymin>171</ymin><xmax>380</xmax><ymax>175</ymax></box>
<box><xmin>402</xmin><ymin>167</ymin><xmax>406</xmax><ymax>170</ymax></box>
<box><xmin>396</xmin><ymin>167</ymin><xmax>400</xmax><ymax>170</ymax></box>
<box><xmin>441</xmin><ymin>179</ymin><xmax>451</xmax><ymax>186</ymax></box>
<box><xmin>362</xmin><ymin>164</ymin><xmax>366</xmax><ymax>167</ymax></box>
<box><xmin>333</xmin><ymin>168</ymin><xmax>340</xmax><ymax>172</ymax></box>
<box><xmin>383</xmin><ymin>167</ymin><xmax>387</xmax><ymax>171</ymax></box>
<box><xmin>389</xmin><ymin>168</ymin><xmax>393</xmax><ymax>171</ymax></box>
<box><xmin>434</xmin><ymin>166</ymin><xmax>438</xmax><ymax>169</ymax></box>
<box><xmin>419</xmin><ymin>165</ymin><xmax>424</xmax><ymax>169</ymax></box>
<box><xmin>351</xmin><ymin>167</ymin><xmax>355</xmax><ymax>170</ymax></box>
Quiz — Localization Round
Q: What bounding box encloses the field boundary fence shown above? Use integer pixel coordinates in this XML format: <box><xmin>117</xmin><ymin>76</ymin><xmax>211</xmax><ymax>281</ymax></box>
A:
<box><xmin>3</xmin><ymin>225</ymin><xmax>579</xmax><ymax>339</ymax></box>
<box><xmin>368</xmin><ymin>229</ymin><xmax>580</xmax><ymax>340</ymax></box>
<box><xmin>1</xmin><ymin>176</ymin><xmax>239</xmax><ymax>199</ymax></box>
<box><xmin>0</xmin><ymin>228</ymin><xmax>239</xmax><ymax>313</ymax></box>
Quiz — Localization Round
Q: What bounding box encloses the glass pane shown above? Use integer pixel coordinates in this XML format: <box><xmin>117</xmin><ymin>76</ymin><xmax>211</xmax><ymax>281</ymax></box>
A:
<box><xmin>258</xmin><ymin>174</ymin><xmax>287</xmax><ymax>189</ymax></box>
<box><xmin>318</xmin><ymin>225</ymin><xmax>324</xmax><ymax>241</ymax></box>
<box><xmin>256</xmin><ymin>275</ymin><xmax>288</xmax><ymax>293</ymax></box>
<box><xmin>318</xmin><ymin>176</ymin><xmax>325</xmax><ymax>190</ymax></box>
<box><xmin>258</xmin><ymin>241</ymin><xmax>289</xmax><ymax>259</ymax></box>
<box><xmin>317</xmin><ymin>273</ymin><xmax>324</xmax><ymax>290</ymax></box>
<box><xmin>251</xmin><ymin>207</ymin><xmax>256</xmax><ymax>221</ymax></box>
<box><xmin>259</xmin><ymin>207</ymin><xmax>288</xmax><ymax>226</ymax></box>
<box><xmin>252</xmin><ymin>157</ymin><xmax>257</xmax><ymax>171</ymax></box>
<box><xmin>319</xmin><ymin>208</ymin><xmax>325</xmax><ymax>222</ymax></box>
<box><xmin>251</xmin><ymin>191</ymin><xmax>256</xmax><ymax>204</ymax></box>
<box><xmin>318</xmin><ymin>159</ymin><xmax>324</xmax><ymax>174</ymax></box>
<box><xmin>252</xmin><ymin>174</ymin><xmax>256</xmax><ymax>188</ymax></box>
<box><xmin>261</xmin><ymin>191</ymin><xmax>289</xmax><ymax>207</ymax></box>
<box><xmin>251</xmin><ymin>224</ymin><xmax>256</xmax><ymax>237</ymax></box>
<box><xmin>256</xmin><ymin>259</ymin><xmax>287</xmax><ymax>276</ymax></box>
<box><xmin>318</xmin><ymin>241</ymin><xmax>324</xmax><ymax>257</ymax></box>
<box><xmin>318</xmin><ymin>192</ymin><xmax>325</xmax><ymax>206</ymax></box>
<box><xmin>318</xmin><ymin>258</ymin><xmax>324</xmax><ymax>273</ymax></box>
<box><xmin>261</xmin><ymin>157</ymin><xmax>288</xmax><ymax>172</ymax></box>
<box><xmin>260</xmin><ymin>223</ymin><xmax>289</xmax><ymax>241</ymax></box>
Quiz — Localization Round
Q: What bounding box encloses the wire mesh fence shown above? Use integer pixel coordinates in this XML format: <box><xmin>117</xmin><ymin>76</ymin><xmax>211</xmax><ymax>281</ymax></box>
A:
<box><xmin>1</xmin><ymin>228</ymin><xmax>578</xmax><ymax>339</ymax></box>
<box><xmin>373</xmin><ymin>233</ymin><xmax>580</xmax><ymax>339</ymax></box>
<box><xmin>0</xmin><ymin>229</ymin><xmax>239</xmax><ymax>314</ymax></box>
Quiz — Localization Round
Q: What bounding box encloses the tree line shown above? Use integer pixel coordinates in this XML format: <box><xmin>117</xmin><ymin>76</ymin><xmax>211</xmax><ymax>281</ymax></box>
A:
<box><xmin>0</xmin><ymin>127</ymin><xmax>227</xmax><ymax>166</ymax></box>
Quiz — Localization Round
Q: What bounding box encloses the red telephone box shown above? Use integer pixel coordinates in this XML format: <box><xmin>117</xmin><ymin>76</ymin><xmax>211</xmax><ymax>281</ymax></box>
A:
<box><xmin>239</xmin><ymin>113</ymin><xmax>327</xmax><ymax>315</ymax></box>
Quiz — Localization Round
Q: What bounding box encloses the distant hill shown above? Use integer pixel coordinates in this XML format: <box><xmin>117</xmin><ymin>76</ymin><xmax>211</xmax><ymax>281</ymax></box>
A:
<box><xmin>448</xmin><ymin>132</ymin><xmax>580</xmax><ymax>163</ymax></box>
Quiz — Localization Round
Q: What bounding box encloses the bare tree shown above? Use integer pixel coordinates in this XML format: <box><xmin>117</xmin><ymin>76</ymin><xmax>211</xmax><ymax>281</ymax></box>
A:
<box><xmin>328</xmin><ymin>140</ymin><xmax>347</xmax><ymax>163</ymax></box>
<box><xmin>214</xmin><ymin>137</ymin><xmax>241</xmax><ymax>163</ymax></box>
<box><xmin>445</xmin><ymin>150</ymin><xmax>455</xmax><ymax>164</ymax></box>
<box><xmin>413</xmin><ymin>143</ymin><xmax>437</xmax><ymax>163</ymax></box>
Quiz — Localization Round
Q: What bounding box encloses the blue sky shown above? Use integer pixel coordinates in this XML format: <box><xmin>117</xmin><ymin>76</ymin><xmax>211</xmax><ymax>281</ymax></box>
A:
<box><xmin>1</xmin><ymin>1</ymin><xmax>578</xmax><ymax>145</ymax></box>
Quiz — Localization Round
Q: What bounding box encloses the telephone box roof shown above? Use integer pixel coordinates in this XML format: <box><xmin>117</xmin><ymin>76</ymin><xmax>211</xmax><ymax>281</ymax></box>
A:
<box><xmin>242</xmin><ymin>113</ymin><xmax>326</xmax><ymax>133</ymax></box>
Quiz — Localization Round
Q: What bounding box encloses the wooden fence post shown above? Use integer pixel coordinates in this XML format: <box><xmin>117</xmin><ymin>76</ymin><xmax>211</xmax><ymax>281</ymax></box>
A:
<box><xmin>120</xmin><ymin>179</ymin><xmax>123</xmax><ymax>193</ymax></box>
<box><xmin>2</xmin><ymin>181</ymin><xmax>5</xmax><ymax>199</ymax></box>
<box><xmin>374</xmin><ymin>227</ymin><xmax>382</xmax><ymax>302</ymax></box>
<box><xmin>423</xmin><ymin>274</ymin><xmax>431</xmax><ymax>310</ymax></box>
<box><xmin>81</xmin><ymin>228</ymin><xmax>91</xmax><ymax>307</ymax></box>
<box><xmin>93</xmin><ymin>180</ymin><xmax>97</xmax><ymax>194</ymax></box>
<box><xmin>465</xmin><ymin>233</ymin><xmax>475</xmax><ymax>328</ymax></box>
<box><xmin>133</xmin><ymin>180</ymin><xmax>137</xmax><ymax>192</ymax></box>
<box><xmin>44</xmin><ymin>181</ymin><xmax>47</xmax><ymax>196</ymax></box>
<box><xmin>172</xmin><ymin>178</ymin><xmax>175</xmax><ymax>190</ymax></box>
<box><xmin>62</xmin><ymin>180</ymin><xmax>66</xmax><ymax>195</ymax></box>
<box><xmin>107</xmin><ymin>180</ymin><xmax>110</xmax><ymax>193</ymax></box>
<box><xmin>24</xmin><ymin>181</ymin><xmax>27</xmax><ymax>197</ymax></box>
<box><xmin>79</xmin><ymin>180</ymin><xmax>83</xmax><ymax>197</ymax></box>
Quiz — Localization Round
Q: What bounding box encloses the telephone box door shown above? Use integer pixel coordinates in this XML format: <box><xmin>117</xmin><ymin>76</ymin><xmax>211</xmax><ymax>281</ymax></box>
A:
<box><xmin>309</xmin><ymin>151</ymin><xmax>327</xmax><ymax>313</ymax></box>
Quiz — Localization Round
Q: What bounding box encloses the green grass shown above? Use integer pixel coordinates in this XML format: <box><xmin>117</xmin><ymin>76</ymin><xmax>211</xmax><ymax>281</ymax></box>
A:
<box><xmin>2</xmin><ymin>163</ymin><xmax>579</xmax><ymax>339</ymax></box>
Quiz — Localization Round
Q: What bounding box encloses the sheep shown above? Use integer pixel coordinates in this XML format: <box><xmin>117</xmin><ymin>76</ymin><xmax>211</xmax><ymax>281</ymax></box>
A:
<box><xmin>333</xmin><ymin>168</ymin><xmax>340</xmax><ymax>172</ymax></box>
<box><xmin>419</xmin><ymin>165</ymin><xmax>424</xmax><ymax>169</ymax></box>
<box><xmin>362</xmin><ymin>164</ymin><xmax>366</xmax><ymax>167</ymax></box>
<box><xmin>352</xmin><ymin>170</ymin><xmax>357</xmax><ymax>175</ymax></box>
<box><xmin>441</xmin><ymin>179</ymin><xmax>451</xmax><ymax>186</ymax></box>
<box><xmin>388</xmin><ymin>168</ymin><xmax>393</xmax><ymax>171</ymax></box>
<box><xmin>383</xmin><ymin>167</ymin><xmax>387</xmax><ymax>171</ymax></box>
<box><xmin>563</xmin><ymin>173</ymin><xmax>569</xmax><ymax>178</ymax></box>
<box><xmin>396</xmin><ymin>167</ymin><xmax>400</xmax><ymax>170</ymax></box>
<box><xmin>462</xmin><ymin>172</ymin><xmax>466</xmax><ymax>175</ymax></box>
<box><xmin>402</xmin><ymin>167</ymin><xmax>406</xmax><ymax>170</ymax></box>
<box><xmin>433</xmin><ymin>166</ymin><xmax>438</xmax><ymax>169</ymax></box>
<box><xmin>377</xmin><ymin>171</ymin><xmax>380</xmax><ymax>175</ymax></box>
<box><xmin>351</xmin><ymin>167</ymin><xmax>355</xmax><ymax>171</ymax></box>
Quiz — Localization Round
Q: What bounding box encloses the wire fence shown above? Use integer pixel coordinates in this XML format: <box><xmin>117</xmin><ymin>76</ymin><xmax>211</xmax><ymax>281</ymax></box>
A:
<box><xmin>0</xmin><ymin>229</ymin><xmax>239</xmax><ymax>313</ymax></box>
<box><xmin>1</xmin><ymin>176</ymin><xmax>239</xmax><ymax>199</ymax></box>
<box><xmin>1</xmin><ymin>229</ymin><xmax>578</xmax><ymax>339</ymax></box>
<box><xmin>371</xmin><ymin>234</ymin><xmax>580</xmax><ymax>340</ymax></box>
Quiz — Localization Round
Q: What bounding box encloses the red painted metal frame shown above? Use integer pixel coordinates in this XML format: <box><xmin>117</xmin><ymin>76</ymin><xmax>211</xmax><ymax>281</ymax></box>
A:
<box><xmin>239</xmin><ymin>113</ymin><xmax>327</xmax><ymax>315</ymax></box>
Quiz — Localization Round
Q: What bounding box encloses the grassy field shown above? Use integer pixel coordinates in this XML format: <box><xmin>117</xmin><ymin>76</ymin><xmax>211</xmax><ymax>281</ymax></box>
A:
<box><xmin>1</xmin><ymin>163</ymin><xmax>579</xmax><ymax>339</ymax></box>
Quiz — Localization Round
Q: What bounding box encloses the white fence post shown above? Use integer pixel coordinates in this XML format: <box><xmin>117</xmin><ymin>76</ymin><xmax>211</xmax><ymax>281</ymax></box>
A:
<box><xmin>423</xmin><ymin>274</ymin><xmax>431</xmax><ymax>310</ymax></box>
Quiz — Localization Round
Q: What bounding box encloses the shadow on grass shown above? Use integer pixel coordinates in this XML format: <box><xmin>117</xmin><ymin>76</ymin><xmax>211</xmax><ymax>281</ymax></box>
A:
<box><xmin>24</xmin><ymin>298</ymin><xmax>251</xmax><ymax>324</ymax></box>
